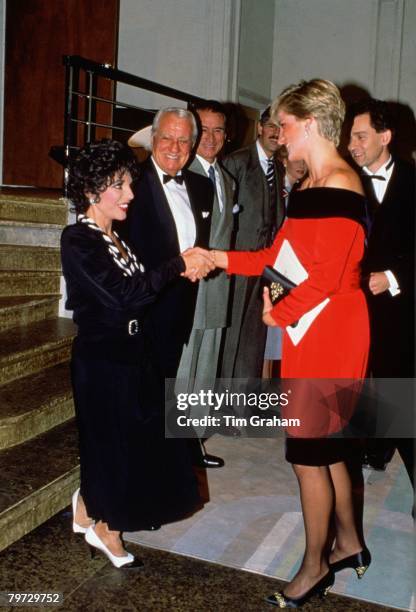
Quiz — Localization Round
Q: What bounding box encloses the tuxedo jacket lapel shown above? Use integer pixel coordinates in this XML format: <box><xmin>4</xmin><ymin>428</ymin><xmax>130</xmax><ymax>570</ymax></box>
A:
<box><xmin>146</xmin><ymin>161</ymin><xmax>181</xmax><ymax>252</ymax></box>
<box><xmin>183</xmin><ymin>169</ymin><xmax>212</xmax><ymax>248</ymax></box>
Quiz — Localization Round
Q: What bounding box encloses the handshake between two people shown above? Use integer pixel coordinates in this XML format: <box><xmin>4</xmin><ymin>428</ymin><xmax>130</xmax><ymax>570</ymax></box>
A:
<box><xmin>180</xmin><ymin>248</ymin><xmax>229</xmax><ymax>282</ymax></box>
<box><xmin>180</xmin><ymin>248</ymin><xmax>276</xmax><ymax>328</ymax></box>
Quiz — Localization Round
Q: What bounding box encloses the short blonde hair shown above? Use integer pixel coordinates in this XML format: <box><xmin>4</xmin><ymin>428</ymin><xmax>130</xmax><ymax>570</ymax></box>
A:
<box><xmin>271</xmin><ymin>79</ymin><xmax>345</xmax><ymax>146</ymax></box>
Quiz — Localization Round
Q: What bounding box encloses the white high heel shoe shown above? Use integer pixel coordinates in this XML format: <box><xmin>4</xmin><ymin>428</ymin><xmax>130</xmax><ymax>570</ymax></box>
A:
<box><xmin>72</xmin><ymin>488</ymin><xmax>93</xmax><ymax>534</ymax></box>
<box><xmin>85</xmin><ymin>526</ymin><xmax>143</xmax><ymax>569</ymax></box>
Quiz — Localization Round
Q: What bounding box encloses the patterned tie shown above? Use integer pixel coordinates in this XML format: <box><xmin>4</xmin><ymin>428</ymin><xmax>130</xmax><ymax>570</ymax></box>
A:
<box><xmin>266</xmin><ymin>158</ymin><xmax>277</xmax><ymax>245</ymax></box>
<box><xmin>266</xmin><ymin>157</ymin><xmax>275</xmax><ymax>193</ymax></box>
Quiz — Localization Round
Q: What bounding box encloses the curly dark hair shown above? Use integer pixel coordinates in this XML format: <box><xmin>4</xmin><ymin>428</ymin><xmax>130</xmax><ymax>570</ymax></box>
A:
<box><xmin>67</xmin><ymin>139</ymin><xmax>139</xmax><ymax>214</ymax></box>
<box><xmin>348</xmin><ymin>98</ymin><xmax>395</xmax><ymax>135</ymax></box>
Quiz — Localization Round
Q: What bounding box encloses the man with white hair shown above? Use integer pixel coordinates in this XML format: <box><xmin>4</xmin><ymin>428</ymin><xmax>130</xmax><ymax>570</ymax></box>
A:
<box><xmin>127</xmin><ymin>107</ymin><xmax>224</xmax><ymax>468</ymax></box>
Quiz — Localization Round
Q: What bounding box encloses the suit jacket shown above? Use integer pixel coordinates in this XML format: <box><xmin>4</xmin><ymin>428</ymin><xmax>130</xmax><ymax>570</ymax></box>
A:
<box><xmin>361</xmin><ymin>157</ymin><xmax>415</xmax><ymax>376</ymax></box>
<box><xmin>126</xmin><ymin>158</ymin><xmax>214</xmax><ymax>377</ymax></box>
<box><xmin>189</xmin><ymin>156</ymin><xmax>235</xmax><ymax>329</ymax></box>
<box><xmin>223</xmin><ymin>142</ymin><xmax>284</xmax><ymax>249</ymax></box>
<box><xmin>220</xmin><ymin>142</ymin><xmax>284</xmax><ymax>378</ymax></box>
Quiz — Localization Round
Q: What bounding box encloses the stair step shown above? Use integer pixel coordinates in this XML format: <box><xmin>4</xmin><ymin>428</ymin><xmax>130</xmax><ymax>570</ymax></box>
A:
<box><xmin>0</xmin><ymin>244</ymin><xmax>61</xmax><ymax>271</ymax></box>
<box><xmin>0</xmin><ymin>361</ymin><xmax>74</xmax><ymax>449</ymax></box>
<box><xmin>0</xmin><ymin>270</ymin><xmax>61</xmax><ymax>296</ymax></box>
<box><xmin>0</xmin><ymin>220</ymin><xmax>63</xmax><ymax>247</ymax></box>
<box><xmin>0</xmin><ymin>418</ymin><xmax>79</xmax><ymax>552</ymax></box>
<box><xmin>0</xmin><ymin>193</ymin><xmax>67</xmax><ymax>225</ymax></box>
<box><xmin>0</xmin><ymin>362</ymin><xmax>74</xmax><ymax>449</ymax></box>
<box><xmin>0</xmin><ymin>295</ymin><xmax>59</xmax><ymax>330</ymax></box>
<box><xmin>0</xmin><ymin>317</ymin><xmax>76</xmax><ymax>385</ymax></box>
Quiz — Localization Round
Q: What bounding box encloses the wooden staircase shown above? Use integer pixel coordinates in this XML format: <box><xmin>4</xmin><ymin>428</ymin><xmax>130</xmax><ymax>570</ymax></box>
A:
<box><xmin>0</xmin><ymin>189</ymin><xmax>79</xmax><ymax>552</ymax></box>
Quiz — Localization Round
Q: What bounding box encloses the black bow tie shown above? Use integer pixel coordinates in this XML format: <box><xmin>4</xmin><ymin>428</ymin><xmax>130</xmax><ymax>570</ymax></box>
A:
<box><xmin>163</xmin><ymin>174</ymin><xmax>184</xmax><ymax>185</ymax></box>
<box><xmin>367</xmin><ymin>175</ymin><xmax>386</xmax><ymax>181</ymax></box>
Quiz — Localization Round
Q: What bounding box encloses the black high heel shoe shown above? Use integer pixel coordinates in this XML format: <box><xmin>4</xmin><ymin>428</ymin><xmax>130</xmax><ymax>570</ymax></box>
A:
<box><xmin>265</xmin><ymin>570</ymin><xmax>335</xmax><ymax>608</ymax></box>
<box><xmin>329</xmin><ymin>548</ymin><xmax>371</xmax><ymax>579</ymax></box>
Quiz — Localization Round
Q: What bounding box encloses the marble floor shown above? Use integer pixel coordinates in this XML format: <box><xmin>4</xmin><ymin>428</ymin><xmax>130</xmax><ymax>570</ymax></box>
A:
<box><xmin>125</xmin><ymin>436</ymin><xmax>415</xmax><ymax>612</ymax></box>
<box><xmin>0</xmin><ymin>436</ymin><xmax>413</xmax><ymax>611</ymax></box>
<box><xmin>0</xmin><ymin>509</ymin><xmax>390</xmax><ymax>612</ymax></box>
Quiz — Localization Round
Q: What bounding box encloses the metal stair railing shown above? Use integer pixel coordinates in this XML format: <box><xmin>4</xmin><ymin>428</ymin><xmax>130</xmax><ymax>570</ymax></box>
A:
<box><xmin>62</xmin><ymin>55</ymin><xmax>205</xmax><ymax>195</ymax></box>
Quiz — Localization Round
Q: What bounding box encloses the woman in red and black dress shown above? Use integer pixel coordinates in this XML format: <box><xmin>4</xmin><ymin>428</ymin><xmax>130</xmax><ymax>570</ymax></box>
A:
<box><xmin>214</xmin><ymin>80</ymin><xmax>371</xmax><ymax>608</ymax></box>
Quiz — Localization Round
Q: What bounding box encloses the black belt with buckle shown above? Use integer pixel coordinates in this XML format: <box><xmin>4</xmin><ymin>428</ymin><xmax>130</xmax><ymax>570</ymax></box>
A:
<box><xmin>128</xmin><ymin>319</ymin><xmax>140</xmax><ymax>335</ymax></box>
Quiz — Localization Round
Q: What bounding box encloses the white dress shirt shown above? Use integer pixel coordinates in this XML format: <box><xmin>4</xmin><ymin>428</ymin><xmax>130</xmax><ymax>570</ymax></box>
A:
<box><xmin>363</xmin><ymin>156</ymin><xmax>399</xmax><ymax>296</ymax></box>
<box><xmin>256</xmin><ymin>140</ymin><xmax>272</xmax><ymax>175</ymax></box>
<box><xmin>362</xmin><ymin>156</ymin><xmax>394</xmax><ymax>203</ymax></box>
<box><xmin>195</xmin><ymin>154</ymin><xmax>224</xmax><ymax>212</ymax></box>
<box><xmin>151</xmin><ymin>157</ymin><xmax>196</xmax><ymax>252</ymax></box>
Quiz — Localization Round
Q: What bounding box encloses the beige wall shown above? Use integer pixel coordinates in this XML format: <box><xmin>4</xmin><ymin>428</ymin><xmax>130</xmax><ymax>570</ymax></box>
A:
<box><xmin>271</xmin><ymin>0</ymin><xmax>416</xmax><ymax>114</ymax></box>
<box><xmin>117</xmin><ymin>0</ymin><xmax>240</xmax><ymax>109</ymax></box>
<box><xmin>237</xmin><ymin>0</ymin><xmax>275</xmax><ymax>109</ymax></box>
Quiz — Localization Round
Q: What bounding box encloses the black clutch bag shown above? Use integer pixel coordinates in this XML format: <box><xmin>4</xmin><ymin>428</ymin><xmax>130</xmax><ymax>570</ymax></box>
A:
<box><xmin>261</xmin><ymin>265</ymin><xmax>297</xmax><ymax>305</ymax></box>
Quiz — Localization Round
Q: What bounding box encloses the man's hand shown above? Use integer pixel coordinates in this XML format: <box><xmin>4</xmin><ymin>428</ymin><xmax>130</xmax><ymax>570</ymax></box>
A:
<box><xmin>369</xmin><ymin>271</ymin><xmax>390</xmax><ymax>295</ymax></box>
<box><xmin>262</xmin><ymin>287</ymin><xmax>278</xmax><ymax>326</ymax></box>
<box><xmin>181</xmin><ymin>247</ymin><xmax>215</xmax><ymax>282</ymax></box>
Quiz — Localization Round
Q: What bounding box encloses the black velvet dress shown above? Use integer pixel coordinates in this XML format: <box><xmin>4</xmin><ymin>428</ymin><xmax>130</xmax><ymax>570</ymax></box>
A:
<box><xmin>61</xmin><ymin>216</ymin><xmax>202</xmax><ymax>531</ymax></box>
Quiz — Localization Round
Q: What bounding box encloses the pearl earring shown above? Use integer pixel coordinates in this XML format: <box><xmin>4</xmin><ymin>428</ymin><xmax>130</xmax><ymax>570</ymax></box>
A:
<box><xmin>89</xmin><ymin>197</ymin><xmax>98</xmax><ymax>205</ymax></box>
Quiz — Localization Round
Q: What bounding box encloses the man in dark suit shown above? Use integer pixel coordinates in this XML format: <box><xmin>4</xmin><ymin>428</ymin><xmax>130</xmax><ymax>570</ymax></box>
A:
<box><xmin>127</xmin><ymin>107</ymin><xmax>223</xmax><ymax>468</ymax></box>
<box><xmin>221</xmin><ymin>107</ymin><xmax>284</xmax><ymax>378</ymax></box>
<box><xmin>349</xmin><ymin>98</ymin><xmax>415</xmax><ymax>490</ymax></box>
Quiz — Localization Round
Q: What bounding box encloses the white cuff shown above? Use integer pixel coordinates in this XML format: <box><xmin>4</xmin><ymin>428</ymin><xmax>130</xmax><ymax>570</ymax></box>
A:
<box><xmin>385</xmin><ymin>270</ymin><xmax>401</xmax><ymax>296</ymax></box>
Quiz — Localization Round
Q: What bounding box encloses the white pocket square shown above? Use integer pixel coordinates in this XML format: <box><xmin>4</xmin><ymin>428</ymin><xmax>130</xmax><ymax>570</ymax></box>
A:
<box><xmin>232</xmin><ymin>204</ymin><xmax>241</xmax><ymax>214</ymax></box>
<box><xmin>202</xmin><ymin>211</ymin><xmax>210</xmax><ymax>218</ymax></box>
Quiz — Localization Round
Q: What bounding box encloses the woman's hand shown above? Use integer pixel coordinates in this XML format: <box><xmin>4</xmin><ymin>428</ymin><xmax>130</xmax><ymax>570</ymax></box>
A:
<box><xmin>211</xmin><ymin>250</ymin><xmax>228</xmax><ymax>270</ymax></box>
<box><xmin>181</xmin><ymin>247</ymin><xmax>215</xmax><ymax>282</ymax></box>
<box><xmin>262</xmin><ymin>287</ymin><xmax>278</xmax><ymax>326</ymax></box>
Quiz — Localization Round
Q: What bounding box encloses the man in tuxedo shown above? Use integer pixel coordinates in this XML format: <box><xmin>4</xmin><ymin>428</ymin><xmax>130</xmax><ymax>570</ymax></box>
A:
<box><xmin>176</xmin><ymin>101</ymin><xmax>236</xmax><ymax>444</ymax></box>
<box><xmin>221</xmin><ymin>107</ymin><xmax>284</xmax><ymax>378</ymax></box>
<box><xmin>349</xmin><ymin>98</ymin><xmax>415</xmax><ymax>490</ymax></box>
<box><xmin>127</xmin><ymin>107</ymin><xmax>223</xmax><ymax>468</ymax></box>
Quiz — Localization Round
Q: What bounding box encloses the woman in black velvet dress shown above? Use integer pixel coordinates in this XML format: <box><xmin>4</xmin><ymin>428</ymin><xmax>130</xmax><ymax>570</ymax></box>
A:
<box><xmin>61</xmin><ymin>140</ymin><xmax>212</xmax><ymax>568</ymax></box>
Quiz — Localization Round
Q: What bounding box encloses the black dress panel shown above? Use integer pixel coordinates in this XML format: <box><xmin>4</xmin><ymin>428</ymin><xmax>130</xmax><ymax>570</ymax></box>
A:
<box><xmin>61</xmin><ymin>221</ymin><xmax>201</xmax><ymax>531</ymax></box>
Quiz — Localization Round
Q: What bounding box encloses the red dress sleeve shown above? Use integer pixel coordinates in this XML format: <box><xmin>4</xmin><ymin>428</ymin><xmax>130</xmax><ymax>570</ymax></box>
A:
<box><xmin>271</xmin><ymin>218</ymin><xmax>363</xmax><ymax>327</ymax></box>
<box><xmin>227</xmin><ymin>221</ymin><xmax>288</xmax><ymax>276</ymax></box>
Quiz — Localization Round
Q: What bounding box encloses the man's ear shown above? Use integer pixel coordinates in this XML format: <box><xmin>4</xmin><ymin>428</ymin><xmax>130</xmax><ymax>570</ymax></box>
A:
<box><xmin>381</xmin><ymin>128</ymin><xmax>392</xmax><ymax>147</ymax></box>
<box><xmin>257</xmin><ymin>122</ymin><xmax>263</xmax><ymax>138</ymax></box>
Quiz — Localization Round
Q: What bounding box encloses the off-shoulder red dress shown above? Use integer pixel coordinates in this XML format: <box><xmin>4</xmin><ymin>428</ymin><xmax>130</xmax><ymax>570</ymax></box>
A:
<box><xmin>227</xmin><ymin>188</ymin><xmax>370</xmax><ymax>465</ymax></box>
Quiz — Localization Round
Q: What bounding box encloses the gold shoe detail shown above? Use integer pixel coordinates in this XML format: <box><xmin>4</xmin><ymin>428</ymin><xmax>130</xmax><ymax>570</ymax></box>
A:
<box><xmin>355</xmin><ymin>565</ymin><xmax>368</xmax><ymax>579</ymax></box>
<box><xmin>265</xmin><ymin>572</ymin><xmax>335</xmax><ymax>607</ymax></box>
<box><xmin>271</xmin><ymin>592</ymin><xmax>287</xmax><ymax>608</ymax></box>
